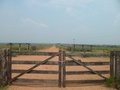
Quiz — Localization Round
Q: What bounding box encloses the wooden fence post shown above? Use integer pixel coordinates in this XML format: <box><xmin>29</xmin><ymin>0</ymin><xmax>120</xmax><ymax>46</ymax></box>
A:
<box><xmin>110</xmin><ymin>51</ymin><xmax>114</xmax><ymax>77</ymax></box>
<box><xmin>7</xmin><ymin>49</ymin><xmax>12</xmax><ymax>85</ymax></box>
<box><xmin>58</xmin><ymin>50</ymin><xmax>66</xmax><ymax>88</ymax></box>
<box><xmin>0</xmin><ymin>49</ymin><xmax>7</xmax><ymax>86</ymax></box>
<box><xmin>19</xmin><ymin>44</ymin><xmax>21</xmax><ymax>52</ymax></box>
<box><xmin>116</xmin><ymin>51</ymin><xmax>120</xmax><ymax>81</ymax></box>
<box><xmin>110</xmin><ymin>51</ymin><xmax>120</xmax><ymax>84</ymax></box>
<box><xmin>58</xmin><ymin>50</ymin><xmax>62</xmax><ymax>87</ymax></box>
<box><xmin>115</xmin><ymin>52</ymin><xmax>117</xmax><ymax>82</ymax></box>
<box><xmin>63</xmin><ymin>51</ymin><xmax>66</xmax><ymax>87</ymax></box>
<box><xmin>0</xmin><ymin>49</ymin><xmax>12</xmax><ymax>86</ymax></box>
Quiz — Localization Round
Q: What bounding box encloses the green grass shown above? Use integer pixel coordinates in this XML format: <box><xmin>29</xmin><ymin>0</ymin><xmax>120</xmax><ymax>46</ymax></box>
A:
<box><xmin>35</xmin><ymin>44</ymin><xmax>52</xmax><ymax>50</ymax></box>
<box><xmin>0</xmin><ymin>86</ymin><xmax>6</xmax><ymax>90</ymax></box>
<box><xmin>0</xmin><ymin>44</ymin><xmax>52</xmax><ymax>52</ymax></box>
<box><xmin>105</xmin><ymin>76</ymin><xmax>115</xmax><ymax>87</ymax></box>
<box><xmin>104</xmin><ymin>76</ymin><xmax>120</xmax><ymax>90</ymax></box>
<box><xmin>56</xmin><ymin>44</ymin><xmax>120</xmax><ymax>57</ymax></box>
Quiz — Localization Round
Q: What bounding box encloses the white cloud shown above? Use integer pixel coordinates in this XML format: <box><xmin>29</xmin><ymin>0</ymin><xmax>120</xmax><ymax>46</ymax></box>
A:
<box><xmin>21</xmin><ymin>17</ymin><xmax>48</xmax><ymax>28</ymax></box>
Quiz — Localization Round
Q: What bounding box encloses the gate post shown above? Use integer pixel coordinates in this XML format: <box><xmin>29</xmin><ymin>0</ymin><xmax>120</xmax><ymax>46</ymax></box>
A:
<box><xmin>7</xmin><ymin>49</ymin><xmax>12</xmax><ymax>85</ymax></box>
<box><xmin>115</xmin><ymin>51</ymin><xmax>120</xmax><ymax>81</ymax></box>
<box><xmin>110</xmin><ymin>51</ymin><xmax>120</xmax><ymax>86</ymax></box>
<box><xmin>110</xmin><ymin>51</ymin><xmax>114</xmax><ymax>77</ymax></box>
<box><xmin>58</xmin><ymin>50</ymin><xmax>62</xmax><ymax>87</ymax></box>
<box><xmin>58</xmin><ymin>50</ymin><xmax>66</xmax><ymax>88</ymax></box>
<box><xmin>63</xmin><ymin>51</ymin><xmax>66</xmax><ymax>87</ymax></box>
<box><xmin>0</xmin><ymin>49</ymin><xmax>12</xmax><ymax>86</ymax></box>
<box><xmin>0</xmin><ymin>49</ymin><xmax>7</xmax><ymax>86</ymax></box>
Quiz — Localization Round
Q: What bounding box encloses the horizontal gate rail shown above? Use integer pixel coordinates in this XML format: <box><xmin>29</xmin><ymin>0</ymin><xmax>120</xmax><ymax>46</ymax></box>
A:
<box><xmin>66</xmin><ymin>60</ymin><xmax>109</xmax><ymax>66</ymax></box>
<box><xmin>12</xmin><ymin>60</ymin><xmax>109</xmax><ymax>66</ymax></box>
<box><xmin>66</xmin><ymin>53</ymin><xmax>109</xmax><ymax>57</ymax></box>
<box><xmin>12</xmin><ymin>70</ymin><xmax>58</xmax><ymax>74</ymax></box>
<box><xmin>11</xmin><ymin>53</ymin><xmax>59</xmax><ymax>83</ymax></box>
<box><xmin>14</xmin><ymin>79</ymin><xmax>57</xmax><ymax>83</ymax></box>
<box><xmin>12</xmin><ymin>61</ymin><xmax>58</xmax><ymax>65</ymax></box>
<box><xmin>66</xmin><ymin>80</ymin><xmax>104</xmax><ymax>84</ymax></box>
<box><xmin>66</xmin><ymin>70</ymin><xmax>109</xmax><ymax>75</ymax></box>
<box><xmin>12</xmin><ymin>52</ymin><xmax>59</xmax><ymax>56</ymax></box>
<box><xmin>67</xmin><ymin>55</ymin><xmax>106</xmax><ymax>79</ymax></box>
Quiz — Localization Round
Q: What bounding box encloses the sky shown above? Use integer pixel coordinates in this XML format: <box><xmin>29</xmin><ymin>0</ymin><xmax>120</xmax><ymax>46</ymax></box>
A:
<box><xmin>0</xmin><ymin>0</ymin><xmax>120</xmax><ymax>45</ymax></box>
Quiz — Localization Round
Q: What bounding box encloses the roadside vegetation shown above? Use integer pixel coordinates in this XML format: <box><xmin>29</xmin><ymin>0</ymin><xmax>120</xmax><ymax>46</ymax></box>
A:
<box><xmin>0</xmin><ymin>86</ymin><xmax>6</xmax><ymax>90</ymax></box>
<box><xmin>56</xmin><ymin>44</ymin><xmax>120</xmax><ymax>57</ymax></box>
<box><xmin>0</xmin><ymin>43</ymin><xmax>52</xmax><ymax>52</ymax></box>
<box><xmin>105</xmin><ymin>76</ymin><xmax>120</xmax><ymax>90</ymax></box>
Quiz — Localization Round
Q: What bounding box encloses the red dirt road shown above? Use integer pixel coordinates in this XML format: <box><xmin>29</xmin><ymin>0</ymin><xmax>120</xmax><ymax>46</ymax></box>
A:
<box><xmin>6</xmin><ymin>46</ymin><xmax>116</xmax><ymax>90</ymax></box>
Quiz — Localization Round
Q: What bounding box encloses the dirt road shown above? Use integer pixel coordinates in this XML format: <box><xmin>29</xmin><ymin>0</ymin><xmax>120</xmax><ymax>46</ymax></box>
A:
<box><xmin>6</xmin><ymin>46</ymin><xmax>115</xmax><ymax>90</ymax></box>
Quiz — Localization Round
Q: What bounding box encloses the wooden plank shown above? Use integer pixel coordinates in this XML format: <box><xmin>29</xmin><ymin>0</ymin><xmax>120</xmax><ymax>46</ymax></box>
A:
<box><xmin>116</xmin><ymin>51</ymin><xmax>120</xmax><ymax>81</ymax></box>
<box><xmin>4</xmin><ymin>49</ymin><xmax>8</xmax><ymax>86</ymax></box>
<box><xmin>12</xmin><ymin>61</ymin><xmax>58</xmax><ymax>65</ymax></box>
<box><xmin>67</xmin><ymin>55</ymin><xmax>106</xmax><ymax>79</ymax></box>
<box><xmin>118</xmin><ymin>52</ymin><xmax>120</xmax><ymax>81</ymax></box>
<box><xmin>1</xmin><ymin>49</ymin><xmax>5</xmax><ymax>85</ymax></box>
<box><xmin>63</xmin><ymin>51</ymin><xmax>66</xmax><ymax>87</ymax></box>
<box><xmin>12</xmin><ymin>52</ymin><xmax>59</xmax><ymax>56</ymax></box>
<box><xmin>65</xmin><ymin>60</ymin><xmax>109</xmax><ymax>66</ymax></box>
<box><xmin>11</xmin><ymin>54</ymin><xmax>58</xmax><ymax>83</ymax></box>
<box><xmin>15</xmin><ymin>78</ymin><xmax>58</xmax><ymax>83</ymax></box>
<box><xmin>117</xmin><ymin>52</ymin><xmax>120</xmax><ymax>81</ymax></box>
<box><xmin>7</xmin><ymin>49</ymin><xmax>12</xmax><ymax>85</ymax></box>
<box><xmin>12</xmin><ymin>60</ymin><xmax>109</xmax><ymax>66</ymax></box>
<box><xmin>12</xmin><ymin>70</ymin><xmax>58</xmax><ymax>74</ymax></box>
<box><xmin>66</xmin><ymin>80</ymin><xmax>104</xmax><ymax>84</ymax></box>
<box><xmin>115</xmin><ymin>52</ymin><xmax>117</xmax><ymax>81</ymax></box>
<box><xmin>66</xmin><ymin>70</ymin><xmax>110</xmax><ymax>75</ymax></box>
<box><xmin>61</xmin><ymin>50</ymin><xmax>64</xmax><ymax>87</ymax></box>
<box><xmin>58</xmin><ymin>50</ymin><xmax>62</xmax><ymax>87</ymax></box>
<box><xmin>66</xmin><ymin>53</ymin><xmax>109</xmax><ymax>57</ymax></box>
<box><xmin>110</xmin><ymin>51</ymin><xmax>114</xmax><ymax>77</ymax></box>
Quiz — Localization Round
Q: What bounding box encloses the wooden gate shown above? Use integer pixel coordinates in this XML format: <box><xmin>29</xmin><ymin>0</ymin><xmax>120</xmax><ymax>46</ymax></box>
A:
<box><xmin>63</xmin><ymin>53</ymin><xmax>110</xmax><ymax>87</ymax></box>
<box><xmin>11</xmin><ymin>50</ymin><xmax>65</xmax><ymax>87</ymax></box>
<box><xmin>1</xmin><ymin>49</ymin><xmax>110</xmax><ymax>87</ymax></box>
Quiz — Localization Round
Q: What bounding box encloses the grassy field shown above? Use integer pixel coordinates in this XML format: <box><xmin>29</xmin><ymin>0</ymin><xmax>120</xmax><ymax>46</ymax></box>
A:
<box><xmin>0</xmin><ymin>43</ymin><xmax>52</xmax><ymax>52</ymax></box>
<box><xmin>56</xmin><ymin>44</ymin><xmax>120</xmax><ymax>57</ymax></box>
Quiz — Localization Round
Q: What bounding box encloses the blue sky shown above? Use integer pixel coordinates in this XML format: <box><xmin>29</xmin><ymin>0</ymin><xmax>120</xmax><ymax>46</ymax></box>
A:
<box><xmin>0</xmin><ymin>0</ymin><xmax>120</xmax><ymax>45</ymax></box>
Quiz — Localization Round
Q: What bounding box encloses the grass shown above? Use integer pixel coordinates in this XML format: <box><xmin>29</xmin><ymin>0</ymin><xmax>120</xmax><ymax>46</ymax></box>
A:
<box><xmin>104</xmin><ymin>76</ymin><xmax>120</xmax><ymax>90</ymax></box>
<box><xmin>0</xmin><ymin>86</ymin><xmax>6</xmax><ymax>90</ymax></box>
<box><xmin>104</xmin><ymin>76</ymin><xmax>115</xmax><ymax>87</ymax></box>
<box><xmin>0</xmin><ymin>44</ymin><xmax>52</xmax><ymax>52</ymax></box>
<box><xmin>56</xmin><ymin>44</ymin><xmax>120</xmax><ymax>57</ymax></box>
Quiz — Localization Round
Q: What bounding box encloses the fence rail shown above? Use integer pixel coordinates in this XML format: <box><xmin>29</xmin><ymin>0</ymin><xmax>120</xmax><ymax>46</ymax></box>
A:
<box><xmin>12</xmin><ymin>51</ymin><xmax>59</xmax><ymax>56</ymax></box>
<box><xmin>12</xmin><ymin>69</ymin><xmax>109</xmax><ymax>75</ymax></box>
<box><xmin>12</xmin><ymin>70</ymin><xmax>58</xmax><ymax>74</ymax></box>
<box><xmin>12</xmin><ymin>60</ymin><xmax>109</xmax><ymax>66</ymax></box>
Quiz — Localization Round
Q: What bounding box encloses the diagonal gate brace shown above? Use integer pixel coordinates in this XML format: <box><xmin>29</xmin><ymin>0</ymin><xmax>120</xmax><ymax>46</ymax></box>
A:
<box><xmin>11</xmin><ymin>54</ymin><xmax>58</xmax><ymax>83</ymax></box>
<box><xmin>67</xmin><ymin>55</ymin><xmax>106</xmax><ymax>79</ymax></box>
